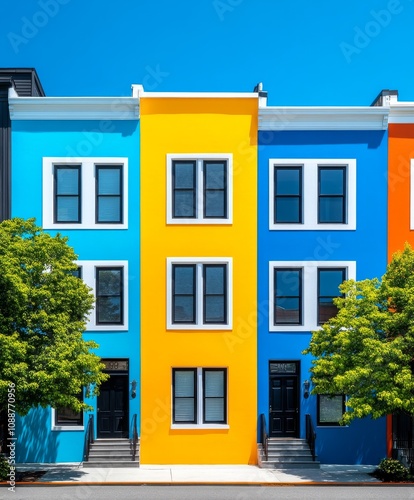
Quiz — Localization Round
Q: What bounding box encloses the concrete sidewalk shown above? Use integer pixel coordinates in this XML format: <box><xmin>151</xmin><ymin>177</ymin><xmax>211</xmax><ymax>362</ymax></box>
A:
<box><xmin>13</xmin><ymin>463</ymin><xmax>382</xmax><ymax>484</ymax></box>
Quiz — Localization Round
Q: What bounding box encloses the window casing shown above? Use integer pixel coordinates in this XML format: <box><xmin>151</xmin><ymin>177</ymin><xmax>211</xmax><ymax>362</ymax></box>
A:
<box><xmin>269</xmin><ymin>159</ymin><xmax>356</xmax><ymax>230</ymax></box>
<box><xmin>77</xmin><ymin>261</ymin><xmax>128</xmax><ymax>331</ymax></box>
<box><xmin>167</xmin><ymin>258</ymin><xmax>232</xmax><ymax>330</ymax></box>
<box><xmin>172</xmin><ymin>368</ymin><xmax>227</xmax><ymax>428</ymax></box>
<box><xmin>269</xmin><ymin>261</ymin><xmax>355</xmax><ymax>332</ymax></box>
<box><xmin>167</xmin><ymin>154</ymin><xmax>232</xmax><ymax>224</ymax></box>
<box><xmin>317</xmin><ymin>394</ymin><xmax>346</xmax><ymax>426</ymax></box>
<box><xmin>43</xmin><ymin>157</ymin><xmax>128</xmax><ymax>229</ymax></box>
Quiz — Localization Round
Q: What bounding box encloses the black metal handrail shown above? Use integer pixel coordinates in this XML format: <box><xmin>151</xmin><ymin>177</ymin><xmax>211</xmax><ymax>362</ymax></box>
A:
<box><xmin>260</xmin><ymin>413</ymin><xmax>268</xmax><ymax>461</ymax></box>
<box><xmin>83</xmin><ymin>414</ymin><xmax>94</xmax><ymax>462</ymax></box>
<box><xmin>305</xmin><ymin>413</ymin><xmax>316</xmax><ymax>461</ymax></box>
<box><xmin>131</xmin><ymin>413</ymin><xmax>139</xmax><ymax>461</ymax></box>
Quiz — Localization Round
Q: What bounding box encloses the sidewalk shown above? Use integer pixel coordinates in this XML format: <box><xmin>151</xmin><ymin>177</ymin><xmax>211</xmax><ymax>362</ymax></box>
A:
<box><xmin>11</xmin><ymin>463</ymin><xmax>384</xmax><ymax>485</ymax></box>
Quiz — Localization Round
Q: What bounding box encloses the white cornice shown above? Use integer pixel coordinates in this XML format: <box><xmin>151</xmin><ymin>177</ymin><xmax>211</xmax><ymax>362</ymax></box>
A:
<box><xmin>8</xmin><ymin>94</ymin><xmax>139</xmax><ymax>120</ymax></box>
<box><xmin>259</xmin><ymin>106</ymin><xmax>389</xmax><ymax>131</ymax></box>
<box><xmin>140</xmin><ymin>91</ymin><xmax>259</xmax><ymax>99</ymax></box>
<box><xmin>389</xmin><ymin>102</ymin><xmax>414</xmax><ymax>124</ymax></box>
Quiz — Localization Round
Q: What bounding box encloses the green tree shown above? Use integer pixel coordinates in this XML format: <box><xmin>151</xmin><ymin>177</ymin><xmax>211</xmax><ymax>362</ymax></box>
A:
<box><xmin>304</xmin><ymin>244</ymin><xmax>414</xmax><ymax>424</ymax></box>
<box><xmin>0</xmin><ymin>218</ymin><xmax>107</xmax><ymax>415</ymax></box>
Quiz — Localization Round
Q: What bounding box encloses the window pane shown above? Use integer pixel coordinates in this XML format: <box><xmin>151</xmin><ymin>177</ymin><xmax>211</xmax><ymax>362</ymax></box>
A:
<box><xmin>175</xmin><ymin>371</ymin><xmax>195</xmax><ymax>396</ymax></box>
<box><xmin>57</xmin><ymin>197</ymin><xmax>79</xmax><ymax>222</ymax></box>
<box><xmin>174</xmin><ymin>191</ymin><xmax>195</xmax><ymax>217</ymax></box>
<box><xmin>98</xmin><ymin>168</ymin><xmax>121</xmax><ymax>195</ymax></box>
<box><xmin>205</xmin><ymin>266</ymin><xmax>224</xmax><ymax>294</ymax></box>
<box><xmin>98</xmin><ymin>297</ymin><xmax>121</xmax><ymax>323</ymax></box>
<box><xmin>275</xmin><ymin>198</ymin><xmax>300</xmax><ymax>223</ymax></box>
<box><xmin>276</xmin><ymin>168</ymin><xmax>300</xmax><ymax>195</ymax></box>
<box><xmin>319</xmin><ymin>270</ymin><xmax>344</xmax><ymax>296</ymax></box>
<box><xmin>98</xmin><ymin>197</ymin><xmax>121</xmax><ymax>222</ymax></box>
<box><xmin>204</xmin><ymin>399</ymin><xmax>224</xmax><ymax>422</ymax></box>
<box><xmin>56</xmin><ymin>168</ymin><xmax>79</xmax><ymax>195</ymax></box>
<box><xmin>205</xmin><ymin>296</ymin><xmax>225</xmax><ymax>323</ymax></box>
<box><xmin>174</xmin><ymin>162</ymin><xmax>195</xmax><ymax>188</ymax></box>
<box><xmin>275</xmin><ymin>298</ymin><xmax>300</xmax><ymax>324</ymax></box>
<box><xmin>174</xmin><ymin>296</ymin><xmax>195</xmax><ymax>322</ymax></box>
<box><xmin>205</xmin><ymin>162</ymin><xmax>225</xmax><ymax>189</ymax></box>
<box><xmin>318</xmin><ymin>395</ymin><xmax>344</xmax><ymax>425</ymax></box>
<box><xmin>275</xmin><ymin>270</ymin><xmax>300</xmax><ymax>296</ymax></box>
<box><xmin>319</xmin><ymin>169</ymin><xmax>344</xmax><ymax>195</ymax></box>
<box><xmin>174</xmin><ymin>266</ymin><xmax>194</xmax><ymax>294</ymax></box>
<box><xmin>319</xmin><ymin>198</ymin><xmax>344</xmax><ymax>223</ymax></box>
<box><xmin>205</xmin><ymin>191</ymin><xmax>225</xmax><ymax>217</ymax></box>
<box><xmin>98</xmin><ymin>270</ymin><xmax>121</xmax><ymax>295</ymax></box>
<box><xmin>204</xmin><ymin>370</ymin><xmax>224</xmax><ymax>397</ymax></box>
<box><xmin>175</xmin><ymin>399</ymin><xmax>195</xmax><ymax>421</ymax></box>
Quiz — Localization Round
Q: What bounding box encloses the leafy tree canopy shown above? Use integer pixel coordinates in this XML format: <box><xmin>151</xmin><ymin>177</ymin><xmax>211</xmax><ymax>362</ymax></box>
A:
<box><xmin>304</xmin><ymin>244</ymin><xmax>414</xmax><ymax>424</ymax></box>
<box><xmin>0</xmin><ymin>218</ymin><xmax>107</xmax><ymax>415</ymax></box>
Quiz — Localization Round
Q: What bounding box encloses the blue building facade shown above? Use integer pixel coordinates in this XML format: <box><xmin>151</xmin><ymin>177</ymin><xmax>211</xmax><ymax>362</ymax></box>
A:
<box><xmin>9</xmin><ymin>92</ymin><xmax>140</xmax><ymax>462</ymax></box>
<box><xmin>257</xmin><ymin>103</ymin><xmax>389</xmax><ymax>464</ymax></box>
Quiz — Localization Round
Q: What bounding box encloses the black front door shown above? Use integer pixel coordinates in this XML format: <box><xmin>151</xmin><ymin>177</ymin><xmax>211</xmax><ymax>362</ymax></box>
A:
<box><xmin>97</xmin><ymin>375</ymin><xmax>129</xmax><ymax>438</ymax></box>
<box><xmin>269</xmin><ymin>375</ymin><xmax>299</xmax><ymax>437</ymax></box>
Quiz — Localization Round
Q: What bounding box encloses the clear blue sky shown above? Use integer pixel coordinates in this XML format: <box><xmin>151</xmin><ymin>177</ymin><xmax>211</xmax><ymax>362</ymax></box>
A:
<box><xmin>1</xmin><ymin>0</ymin><xmax>414</xmax><ymax>105</ymax></box>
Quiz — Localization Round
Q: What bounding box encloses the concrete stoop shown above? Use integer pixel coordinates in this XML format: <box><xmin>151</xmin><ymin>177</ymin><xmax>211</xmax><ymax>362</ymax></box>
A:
<box><xmin>258</xmin><ymin>438</ymin><xmax>320</xmax><ymax>470</ymax></box>
<box><xmin>83</xmin><ymin>438</ymin><xmax>139</xmax><ymax>468</ymax></box>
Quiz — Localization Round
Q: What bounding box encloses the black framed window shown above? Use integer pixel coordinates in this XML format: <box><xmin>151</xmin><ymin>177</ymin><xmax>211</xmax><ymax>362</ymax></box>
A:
<box><xmin>96</xmin><ymin>267</ymin><xmax>123</xmax><ymax>324</ymax></box>
<box><xmin>203</xmin><ymin>265</ymin><xmax>227</xmax><ymax>324</ymax></box>
<box><xmin>318</xmin><ymin>268</ymin><xmax>346</xmax><ymax>325</ymax></box>
<box><xmin>173</xmin><ymin>369</ymin><xmax>197</xmax><ymax>424</ymax></box>
<box><xmin>274</xmin><ymin>268</ymin><xmax>302</xmax><ymax>325</ymax></box>
<box><xmin>203</xmin><ymin>369</ymin><xmax>226</xmax><ymax>424</ymax></box>
<box><xmin>96</xmin><ymin>166</ymin><xmax>123</xmax><ymax>223</ymax></box>
<box><xmin>318</xmin><ymin>167</ymin><xmax>346</xmax><ymax>223</ymax></box>
<box><xmin>204</xmin><ymin>161</ymin><xmax>227</xmax><ymax>218</ymax></box>
<box><xmin>172</xmin><ymin>161</ymin><xmax>196</xmax><ymax>218</ymax></box>
<box><xmin>274</xmin><ymin>166</ymin><xmax>302</xmax><ymax>223</ymax></box>
<box><xmin>172</xmin><ymin>265</ymin><xmax>196</xmax><ymax>323</ymax></box>
<box><xmin>71</xmin><ymin>266</ymin><xmax>82</xmax><ymax>279</ymax></box>
<box><xmin>55</xmin><ymin>392</ymin><xmax>83</xmax><ymax>426</ymax></box>
<box><xmin>317</xmin><ymin>394</ymin><xmax>345</xmax><ymax>426</ymax></box>
<box><xmin>54</xmin><ymin>165</ymin><xmax>81</xmax><ymax>223</ymax></box>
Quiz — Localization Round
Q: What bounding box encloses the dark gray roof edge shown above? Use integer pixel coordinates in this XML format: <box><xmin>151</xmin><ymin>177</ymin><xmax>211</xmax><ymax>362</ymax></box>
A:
<box><xmin>0</xmin><ymin>68</ymin><xmax>45</xmax><ymax>96</ymax></box>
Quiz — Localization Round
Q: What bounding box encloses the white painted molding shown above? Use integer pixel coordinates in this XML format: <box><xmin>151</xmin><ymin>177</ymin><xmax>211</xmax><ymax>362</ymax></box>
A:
<box><xmin>141</xmin><ymin>91</ymin><xmax>259</xmax><ymax>99</ymax></box>
<box><xmin>389</xmin><ymin>103</ymin><xmax>414</xmax><ymax>124</ymax></box>
<box><xmin>8</xmin><ymin>95</ymin><xmax>139</xmax><ymax>120</ymax></box>
<box><xmin>259</xmin><ymin>106</ymin><xmax>389</xmax><ymax>131</ymax></box>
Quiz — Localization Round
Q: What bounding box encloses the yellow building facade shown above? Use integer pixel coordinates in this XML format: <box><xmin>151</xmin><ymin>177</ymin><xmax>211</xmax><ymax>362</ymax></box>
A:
<box><xmin>140</xmin><ymin>94</ymin><xmax>258</xmax><ymax>464</ymax></box>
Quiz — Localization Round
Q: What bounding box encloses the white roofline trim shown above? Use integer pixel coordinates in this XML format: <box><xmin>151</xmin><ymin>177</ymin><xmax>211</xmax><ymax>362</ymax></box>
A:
<box><xmin>8</xmin><ymin>94</ymin><xmax>139</xmax><ymax>120</ymax></box>
<box><xmin>259</xmin><ymin>106</ymin><xmax>389</xmax><ymax>131</ymax></box>
<box><xmin>140</xmin><ymin>91</ymin><xmax>259</xmax><ymax>99</ymax></box>
<box><xmin>389</xmin><ymin>103</ymin><xmax>414</xmax><ymax>124</ymax></box>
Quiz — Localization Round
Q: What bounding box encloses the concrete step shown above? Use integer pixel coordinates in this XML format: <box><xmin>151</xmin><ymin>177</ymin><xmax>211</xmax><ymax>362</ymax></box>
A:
<box><xmin>260</xmin><ymin>460</ymin><xmax>321</xmax><ymax>470</ymax></box>
<box><xmin>84</xmin><ymin>461</ymin><xmax>139</xmax><ymax>468</ymax></box>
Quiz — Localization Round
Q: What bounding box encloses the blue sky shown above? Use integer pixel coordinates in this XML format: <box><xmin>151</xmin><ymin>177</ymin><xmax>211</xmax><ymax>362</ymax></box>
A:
<box><xmin>1</xmin><ymin>0</ymin><xmax>414</xmax><ymax>105</ymax></box>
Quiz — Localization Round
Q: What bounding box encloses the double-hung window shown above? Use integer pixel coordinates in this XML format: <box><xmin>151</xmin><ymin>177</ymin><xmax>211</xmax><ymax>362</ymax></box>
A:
<box><xmin>269</xmin><ymin>159</ymin><xmax>356</xmax><ymax>230</ymax></box>
<box><xmin>172</xmin><ymin>368</ymin><xmax>227</xmax><ymax>427</ymax></box>
<box><xmin>76</xmin><ymin>261</ymin><xmax>128</xmax><ymax>331</ymax></box>
<box><xmin>317</xmin><ymin>394</ymin><xmax>346</xmax><ymax>426</ymax></box>
<box><xmin>43</xmin><ymin>157</ymin><xmax>128</xmax><ymax>229</ymax></box>
<box><xmin>167</xmin><ymin>258</ymin><xmax>232</xmax><ymax>330</ymax></box>
<box><xmin>52</xmin><ymin>391</ymin><xmax>84</xmax><ymax>430</ymax></box>
<box><xmin>269</xmin><ymin>261</ymin><xmax>355</xmax><ymax>332</ymax></box>
<box><xmin>167</xmin><ymin>154</ymin><xmax>232</xmax><ymax>224</ymax></box>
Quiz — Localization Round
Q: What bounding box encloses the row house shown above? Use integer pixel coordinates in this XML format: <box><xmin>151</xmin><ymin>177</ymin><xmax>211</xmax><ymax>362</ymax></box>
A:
<box><xmin>1</xmin><ymin>67</ymin><xmax>411</xmax><ymax>467</ymax></box>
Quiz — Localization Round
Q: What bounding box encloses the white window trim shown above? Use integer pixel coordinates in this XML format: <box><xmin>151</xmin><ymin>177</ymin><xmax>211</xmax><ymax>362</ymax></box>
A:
<box><xmin>269</xmin><ymin>159</ymin><xmax>356</xmax><ymax>230</ymax></box>
<box><xmin>78</xmin><ymin>260</ymin><xmax>129</xmax><ymax>331</ymax></box>
<box><xmin>166</xmin><ymin>153</ymin><xmax>233</xmax><ymax>224</ymax></box>
<box><xmin>410</xmin><ymin>160</ymin><xmax>414</xmax><ymax>229</ymax></box>
<box><xmin>51</xmin><ymin>408</ymin><xmax>84</xmax><ymax>432</ymax></box>
<box><xmin>42</xmin><ymin>157</ymin><xmax>128</xmax><ymax>229</ymax></box>
<box><xmin>171</xmin><ymin>367</ymin><xmax>229</xmax><ymax>429</ymax></box>
<box><xmin>166</xmin><ymin>257</ymin><xmax>233</xmax><ymax>330</ymax></box>
<box><xmin>269</xmin><ymin>260</ymin><xmax>356</xmax><ymax>332</ymax></box>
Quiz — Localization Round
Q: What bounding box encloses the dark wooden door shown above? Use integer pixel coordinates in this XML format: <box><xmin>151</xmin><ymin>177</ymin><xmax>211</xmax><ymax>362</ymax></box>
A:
<box><xmin>97</xmin><ymin>375</ymin><xmax>129</xmax><ymax>438</ymax></box>
<box><xmin>269</xmin><ymin>375</ymin><xmax>299</xmax><ymax>437</ymax></box>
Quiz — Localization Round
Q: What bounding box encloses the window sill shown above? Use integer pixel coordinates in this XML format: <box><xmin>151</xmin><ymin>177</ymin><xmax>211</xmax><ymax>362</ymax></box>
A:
<box><xmin>167</xmin><ymin>219</ymin><xmax>232</xmax><ymax>225</ymax></box>
<box><xmin>51</xmin><ymin>426</ymin><xmax>84</xmax><ymax>432</ymax></box>
<box><xmin>270</xmin><ymin>223</ymin><xmax>356</xmax><ymax>231</ymax></box>
<box><xmin>171</xmin><ymin>424</ymin><xmax>229</xmax><ymax>430</ymax></box>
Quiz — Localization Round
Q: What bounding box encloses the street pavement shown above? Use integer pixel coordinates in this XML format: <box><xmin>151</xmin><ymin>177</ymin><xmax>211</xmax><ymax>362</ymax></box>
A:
<box><xmin>9</xmin><ymin>463</ymin><xmax>385</xmax><ymax>484</ymax></box>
